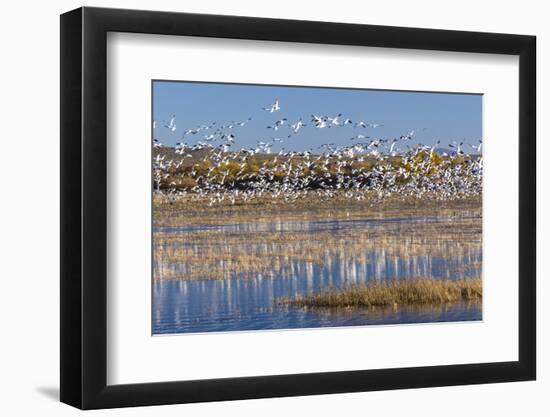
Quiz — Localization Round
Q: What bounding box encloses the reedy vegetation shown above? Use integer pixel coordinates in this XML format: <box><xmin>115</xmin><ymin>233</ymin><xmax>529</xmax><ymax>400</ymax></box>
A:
<box><xmin>277</xmin><ymin>278</ymin><xmax>482</xmax><ymax>308</ymax></box>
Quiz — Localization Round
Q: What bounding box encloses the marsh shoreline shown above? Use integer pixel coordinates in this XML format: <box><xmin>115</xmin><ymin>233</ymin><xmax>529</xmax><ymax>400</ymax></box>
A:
<box><xmin>153</xmin><ymin>193</ymin><xmax>481</xmax><ymax>227</ymax></box>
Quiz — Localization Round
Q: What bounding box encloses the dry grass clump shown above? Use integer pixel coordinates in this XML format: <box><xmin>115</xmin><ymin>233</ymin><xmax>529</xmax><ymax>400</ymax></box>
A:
<box><xmin>277</xmin><ymin>278</ymin><xmax>482</xmax><ymax>308</ymax></box>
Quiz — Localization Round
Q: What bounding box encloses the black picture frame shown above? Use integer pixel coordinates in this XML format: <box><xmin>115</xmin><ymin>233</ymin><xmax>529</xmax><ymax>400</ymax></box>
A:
<box><xmin>60</xmin><ymin>6</ymin><xmax>536</xmax><ymax>410</ymax></box>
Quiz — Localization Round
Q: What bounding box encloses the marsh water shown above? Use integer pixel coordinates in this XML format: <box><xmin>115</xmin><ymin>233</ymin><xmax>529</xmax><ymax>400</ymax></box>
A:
<box><xmin>153</xmin><ymin>214</ymin><xmax>482</xmax><ymax>334</ymax></box>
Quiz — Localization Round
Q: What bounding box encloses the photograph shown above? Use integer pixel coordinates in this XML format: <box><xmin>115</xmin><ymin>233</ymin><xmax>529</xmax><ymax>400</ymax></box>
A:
<box><xmin>152</xmin><ymin>81</ymin><xmax>483</xmax><ymax>335</ymax></box>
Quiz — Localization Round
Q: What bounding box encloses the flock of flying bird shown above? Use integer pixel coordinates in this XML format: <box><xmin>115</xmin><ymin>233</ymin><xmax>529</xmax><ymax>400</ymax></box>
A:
<box><xmin>153</xmin><ymin>99</ymin><xmax>483</xmax><ymax>206</ymax></box>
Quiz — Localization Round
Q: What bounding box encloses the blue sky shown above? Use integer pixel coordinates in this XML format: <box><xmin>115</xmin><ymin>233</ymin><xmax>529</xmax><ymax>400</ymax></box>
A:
<box><xmin>153</xmin><ymin>80</ymin><xmax>482</xmax><ymax>152</ymax></box>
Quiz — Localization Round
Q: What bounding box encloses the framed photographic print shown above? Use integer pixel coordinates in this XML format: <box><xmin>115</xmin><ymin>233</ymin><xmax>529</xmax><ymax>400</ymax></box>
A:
<box><xmin>60</xmin><ymin>6</ymin><xmax>536</xmax><ymax>409</ymax></box>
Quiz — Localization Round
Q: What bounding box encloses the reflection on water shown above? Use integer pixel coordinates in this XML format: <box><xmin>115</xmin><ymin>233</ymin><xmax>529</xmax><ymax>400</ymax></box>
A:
<box><xmin>153</xmin><ymin>215</ymin><xmax>482</xmax><ymax>334</ymax></box>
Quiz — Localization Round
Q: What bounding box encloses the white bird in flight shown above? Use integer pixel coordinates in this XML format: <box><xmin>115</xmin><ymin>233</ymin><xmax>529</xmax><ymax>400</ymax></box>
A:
<box><xmin>328</xmin><ymin>114</ymin><xmax>342</xmax><ymax>127</ymax></box>
<box><xmin>263</xmin><ymin>99</ymin><xmax>280</xmax><ymax>113</ymax></box>
<box><xmin>389</xmin><ymin>139</ymin><xmax>398</xmax><ymax>155</ymax></box>
<box><xmin>311</xmin><ymin>115</ymin><xmax>328</xmax><ymax>129</ymax></box>
<box><xmin>471</xmin><ymin>140</ymin><xmax>482</xmax><ymax>153</ymax></box>
<box><xmin>267</xmin><ymin>118</ymin><xmax>287</xmax><ymax>131</ymax></box>
<box><xmin>164</xmin><ymin>116</ymin><xmax>176</xmax><ymax>132</ymax></box>
<box><xmin>291</xmin><ymin>119</ymin><xmax>306</xmax><ymax>134</ymax></box>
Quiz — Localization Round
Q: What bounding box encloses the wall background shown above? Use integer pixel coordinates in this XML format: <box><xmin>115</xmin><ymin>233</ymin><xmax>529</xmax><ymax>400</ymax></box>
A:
<box><xmin>0</xmin><ymin>0</ymin><xmax>546</xmax><ymax>415</ymax></box>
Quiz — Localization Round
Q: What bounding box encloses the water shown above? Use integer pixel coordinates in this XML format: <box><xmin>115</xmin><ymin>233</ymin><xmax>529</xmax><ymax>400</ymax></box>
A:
<box><xmin>153</xmin><ymin>215</ymin><xmax>482</xmax><ymax>334</ymax></box>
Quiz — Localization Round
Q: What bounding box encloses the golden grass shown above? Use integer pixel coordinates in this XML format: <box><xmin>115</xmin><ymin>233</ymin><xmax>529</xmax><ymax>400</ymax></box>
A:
<box><xmin>277</xmin><ymin>278</ymin><xmax>482</xmax><ymax>308</ymax></box>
